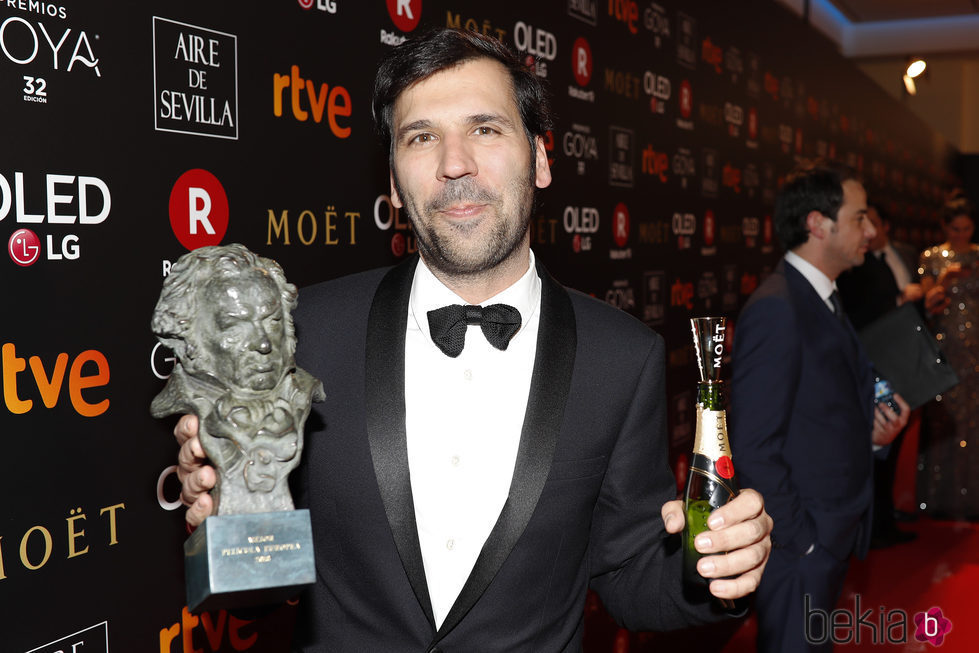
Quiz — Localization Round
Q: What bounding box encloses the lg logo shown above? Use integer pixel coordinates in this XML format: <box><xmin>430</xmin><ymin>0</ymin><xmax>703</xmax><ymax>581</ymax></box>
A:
<box><xmin>168</xmin><ymin>169</ymin><xmax>228</xmax><ymax>250</ymax></box>
<box><xmin>298</xmin><ymin>0</ymin><xmax>337</xmax><ymax>12</ymax></box>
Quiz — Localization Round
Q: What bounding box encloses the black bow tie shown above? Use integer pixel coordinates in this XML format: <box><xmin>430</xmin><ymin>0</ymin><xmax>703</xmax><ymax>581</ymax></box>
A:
<box><xmin>427</xmin><ymin>303</ymin><xmax>522</xmax><ymax>358</ymax></box>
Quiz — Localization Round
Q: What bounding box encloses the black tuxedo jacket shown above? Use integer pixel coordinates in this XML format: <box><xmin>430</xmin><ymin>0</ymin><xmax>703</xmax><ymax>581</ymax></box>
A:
<box><xmin>288</xmin><ymin>256</ymin><xmax>716</xmax><ymax>652</ymax></box>
<box><xmin>730</xmin><ymin>259</ymin><xmax>875</xmax><ymax>561</ymax></box>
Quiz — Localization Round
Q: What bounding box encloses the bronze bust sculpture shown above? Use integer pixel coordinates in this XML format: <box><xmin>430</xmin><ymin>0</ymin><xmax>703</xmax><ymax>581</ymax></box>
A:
<box><xmin>151</xmin><ymin>244</ymin><xmax>324</xmax><ymax>515</ymax></box>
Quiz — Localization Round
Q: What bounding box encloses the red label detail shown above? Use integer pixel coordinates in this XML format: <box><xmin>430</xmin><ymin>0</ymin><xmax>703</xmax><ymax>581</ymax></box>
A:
<box><xmin>716</xmin><ymin>455</ymin><xmax>735</xmax><ymax>479</ymax></box>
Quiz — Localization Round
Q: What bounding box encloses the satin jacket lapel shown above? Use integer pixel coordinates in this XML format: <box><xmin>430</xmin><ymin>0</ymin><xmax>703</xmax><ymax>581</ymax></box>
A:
<box><xmin>364</xmin><ymin>254</ymin><xmax>436</xmax><ymax>628</ymax></box>
<box><xmin>431</xmin><ymin>262</ymin><xmax>577</xmax><ymax>644</ymax></box>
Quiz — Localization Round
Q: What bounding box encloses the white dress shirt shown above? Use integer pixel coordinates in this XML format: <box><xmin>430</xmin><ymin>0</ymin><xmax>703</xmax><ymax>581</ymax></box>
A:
<box><xmin>879</xmin><ymin>242</ymin><xmax>912</xmax><ymax>292</ymax></box>
<box><xmin>785</xmin><ymin>250</ymin><xmax>838</xmax><ymax>313</ymax></box>
<box><xmin>404</xmin><ymin>251</ymin><xmax>542</xmax><ymax>628</ymax></box>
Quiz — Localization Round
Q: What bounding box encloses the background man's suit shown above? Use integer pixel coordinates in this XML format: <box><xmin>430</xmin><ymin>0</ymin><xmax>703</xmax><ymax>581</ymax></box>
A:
<box><xmin>289</xmin><ymin>255</ymin><xmax>717</xmax><ymax>652</ymax></box>
<box><xmin>731</xmin><ymin>259</ymin><xmax>875</xmax><ymax>652</ymax></box>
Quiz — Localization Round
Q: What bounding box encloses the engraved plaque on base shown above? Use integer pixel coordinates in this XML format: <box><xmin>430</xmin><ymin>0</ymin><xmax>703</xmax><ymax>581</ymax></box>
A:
<box><xmin>185</xmin><ymin>510</ymin><xmax>315</xmax><ymax>613</ymax></box>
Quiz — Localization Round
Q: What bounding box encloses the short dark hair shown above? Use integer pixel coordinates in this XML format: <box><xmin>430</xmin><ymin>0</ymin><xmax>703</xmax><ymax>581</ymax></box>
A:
<box><xmin>774</xmin><ymin>159</ymin><xmax>860</xmax><ymax>251</ymax></box>
<box><xmin>867</xmin><ymin>202</ymin><xmax>889</xmax><ymax>225</ymax></box>
<box><xmin>941</xmin><ymin>198</ymin><xmax>973</xmax><ymax>225</ymax></box>
<box><xmin>372</xmin><ymin>28</ymin><xmax>553</xmax><ymax>155</ymax></box>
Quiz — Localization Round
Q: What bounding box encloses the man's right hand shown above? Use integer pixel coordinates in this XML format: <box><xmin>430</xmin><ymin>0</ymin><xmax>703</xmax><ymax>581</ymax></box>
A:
<box><xmin>175</xmin><ymin>414</ymin><xmax>216</xmax><ymax>527</ymax></box>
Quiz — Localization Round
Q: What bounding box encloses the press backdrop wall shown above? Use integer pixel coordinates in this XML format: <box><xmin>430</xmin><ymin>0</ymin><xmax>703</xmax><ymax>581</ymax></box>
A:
<box><xmin>0</xmin><ymin>1</ymin><xmax>955</xmax><ymax>651</ymax></box>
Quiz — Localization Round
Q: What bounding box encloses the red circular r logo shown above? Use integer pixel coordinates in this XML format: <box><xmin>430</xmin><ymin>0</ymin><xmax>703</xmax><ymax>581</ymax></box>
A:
<box><xmin>169</xmin><ymin>169</ymin><xmax>229</xmax><ymax>251</ymax></box>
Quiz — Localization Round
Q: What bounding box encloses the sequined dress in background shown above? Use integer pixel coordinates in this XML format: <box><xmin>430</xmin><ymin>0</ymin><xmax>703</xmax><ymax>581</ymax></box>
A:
<box><xmin>917</xmin><ymin>244</ymin><xmax>979</xmax><ymax>519</ymax></box>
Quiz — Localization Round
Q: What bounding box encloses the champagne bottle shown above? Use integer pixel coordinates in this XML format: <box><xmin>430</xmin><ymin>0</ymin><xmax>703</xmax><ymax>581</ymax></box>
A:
<box><xmin>682</xmin><ymin>317</ymin><xmax>739</xmax><ymax>609</ymax></box>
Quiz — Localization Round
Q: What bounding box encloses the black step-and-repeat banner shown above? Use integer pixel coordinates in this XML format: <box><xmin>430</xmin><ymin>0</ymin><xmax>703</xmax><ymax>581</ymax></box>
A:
<box><xmin>1</xmin><ymin>1</ymin><xmax>955</xmax><ymax>651</ymax></box>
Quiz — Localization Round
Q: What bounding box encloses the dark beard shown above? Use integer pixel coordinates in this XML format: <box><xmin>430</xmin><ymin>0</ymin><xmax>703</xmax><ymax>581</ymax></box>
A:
<box><xmin>393</xmin><ymin>174</ymin><xmax>535</xmax><ymax>277</ymax></box>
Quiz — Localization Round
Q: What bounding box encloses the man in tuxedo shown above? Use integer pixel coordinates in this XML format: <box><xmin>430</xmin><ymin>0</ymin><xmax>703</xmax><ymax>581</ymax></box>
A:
<box><xmin>174</xmin><ymin>29</ymin><xmax>771</xmax><ymax>652</ymax></box>
<box><xmin>730</xmin><ymin>162</ymin><xmax>910</xmax><ymax>652</ymax></box>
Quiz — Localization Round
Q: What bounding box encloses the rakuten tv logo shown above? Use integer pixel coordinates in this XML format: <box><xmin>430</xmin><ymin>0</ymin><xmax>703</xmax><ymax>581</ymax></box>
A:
<box><xmin>387</xmin><ymin>0</ymin><xmax>421</xmax><ymax>32</ymax></box>
<box><xmin>169</xmin><ymin>169</ymin><xmax>228</xmax><ymax>250</ymax></box>
<box><xmin>572</xmin><ymin>37</ymin><xmax>592</xmax><ymax>86</ymax></box>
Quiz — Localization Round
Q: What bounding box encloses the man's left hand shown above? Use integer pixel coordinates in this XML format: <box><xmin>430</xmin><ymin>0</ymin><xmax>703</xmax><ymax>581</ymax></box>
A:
<box><xmin>661</xmin><ymin>488</ymin><xmax>772</xmax><ymax>600</ymax></box>
<box><xmin>871</xmin><ymin>392</ymin><xmax>910</xmax><ymax>446</ymax></box>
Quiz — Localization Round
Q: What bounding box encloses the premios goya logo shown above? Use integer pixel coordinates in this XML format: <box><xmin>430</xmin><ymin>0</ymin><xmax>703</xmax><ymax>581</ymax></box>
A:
<box><xmin>1</xmin><ymin>5</ymin><xmax>101</xmax><ymax>106</ymax></box>
<box><xmin>2</xmin><ymin>170</ymin><xmax>111</xmax><ymax>266</ymax></box>
<box><xmin>153</xmin><ymin>17</ymin><xmax>238</xmax><ymax>140</ymax></box>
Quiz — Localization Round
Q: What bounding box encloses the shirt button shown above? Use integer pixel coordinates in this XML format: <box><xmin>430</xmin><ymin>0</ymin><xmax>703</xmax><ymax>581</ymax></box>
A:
<box><xmin>446</xmin><ymin>539</ymin><xmax>455</xmax><ymax>551</ymax></box>
<box><xmin>464</xmin><ymin>369</ymin><xmax>473</xmax><ymax>381</ymax></box>
<box><xmin>451</xmin><ymin>455</ymin><xmax>460</xmax><ymax>467</ymax></box>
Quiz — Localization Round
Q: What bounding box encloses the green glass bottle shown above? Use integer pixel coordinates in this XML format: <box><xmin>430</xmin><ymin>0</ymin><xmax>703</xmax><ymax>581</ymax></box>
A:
<box><xmin>683</xmin><ymin>317</ymin><xmax>739</xmax><ymax>609</ymax></box>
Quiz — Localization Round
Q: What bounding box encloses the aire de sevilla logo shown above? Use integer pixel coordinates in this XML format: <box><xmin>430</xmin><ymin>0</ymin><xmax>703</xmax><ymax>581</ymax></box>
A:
<box><xmin>387</xmin><ymin>0</ymin><xmax>421</xmax><ymax>32</ymax></box>
<box><xmin>169</xmin><ymin>169</ymin><xmax>228</xmax><ymax>250</ymax></box>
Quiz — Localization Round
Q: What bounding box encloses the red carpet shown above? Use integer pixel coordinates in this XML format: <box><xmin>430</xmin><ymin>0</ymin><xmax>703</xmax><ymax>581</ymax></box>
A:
<box><xmin>720</xmin><ymin>518</ymin><xmax>979</xmax><ymax>652</ymax></box>
<box><xmin>584</xmin><ymin>518</ymin><xmax>979</xmax><ymax>651</ymax></box>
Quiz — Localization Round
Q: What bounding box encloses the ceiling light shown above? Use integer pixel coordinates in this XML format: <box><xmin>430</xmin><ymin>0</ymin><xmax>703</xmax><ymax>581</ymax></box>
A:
<box><xmin>903</xmin><ymin>74</ymin><xmax>917</xmax><ymax>96</ymax></box>
<box><xmin>907</xmin><ymin>59</ymin><xmax>927</xmax><ymax>78</ymax></box>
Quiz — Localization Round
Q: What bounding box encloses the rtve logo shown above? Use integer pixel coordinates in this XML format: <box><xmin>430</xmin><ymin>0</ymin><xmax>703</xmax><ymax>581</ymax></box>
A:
<box><xmin>273</xmin><ymin>65</ymin><xmax>352</xmax><ymax>138</ymax></box>
<box><xmin>169</xmin><ymin>169</ymin><xmax>228</xmax><ymax>251</ymax></box>
<box><xmin>387</xmin><ymin>0</ymin><xmax>422</xmax><ymax>32</ymax></box>
<box><xmin>2</xmin><ymin>343</ymin><xmax>110</xmax><ymax>417</ymax></box>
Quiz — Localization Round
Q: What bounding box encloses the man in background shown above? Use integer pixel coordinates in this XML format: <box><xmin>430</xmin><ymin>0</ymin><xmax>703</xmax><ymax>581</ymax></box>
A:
<box><xmin>730</xmin><ymin>161</ymin><xmax>909</xmax><ymax>652</ymax></box>
<box><xmin>837</xmin><ymin>204</ymin><xmax>923</xmax><ymax>548</ymax></box>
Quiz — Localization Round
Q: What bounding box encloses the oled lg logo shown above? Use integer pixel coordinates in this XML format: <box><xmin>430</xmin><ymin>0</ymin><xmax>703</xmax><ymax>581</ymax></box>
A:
<box><xmin>168</xmin><ymin>169</ymin><xmax>228</xmax><ymax>251</ymax></box>
<box><xmin>2</xmin><ymin>171</ymin><xmax>110</xmax><ymax>266</ymax></box>
<box><xmin>805</xmin><ymin>595</ymin><xmax>952</xmax><ymax>647</ymax></box>
<box><xmin>298</xmin><ymin>0</ymin><xmax>337</xmax><ymax>13</ymax></box>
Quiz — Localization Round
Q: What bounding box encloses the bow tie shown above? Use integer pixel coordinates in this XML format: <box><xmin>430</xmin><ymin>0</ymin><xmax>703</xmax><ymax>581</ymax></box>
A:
<box><xmin>427</xmin><ymin>303</ymin><xmax>522</xmax><ymax>358</ymax></box>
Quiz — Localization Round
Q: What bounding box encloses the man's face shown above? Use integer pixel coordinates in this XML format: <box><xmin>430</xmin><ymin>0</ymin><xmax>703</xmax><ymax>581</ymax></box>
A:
<box><xmin>389</xmin><ymin>57</ymin><xmax>551</xmax><ymax>276</ymax></box>
<box><xmin>822</xmin><ymin>179</ymin><xmax>874</xmax><ymax>276</ymax></box>
<box><xmin>867</xmin><ymin>206</ymin><xmax>887</xmax><ymax>251</ymax></box>
<box><xmin>198</xmin><ymin>272</ymin><xmax>289</xmax><ymax>393</ymax></box>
